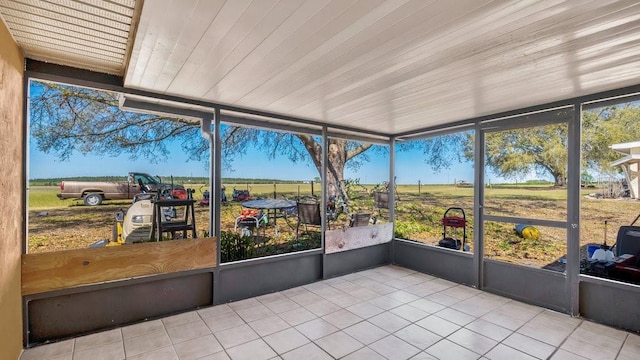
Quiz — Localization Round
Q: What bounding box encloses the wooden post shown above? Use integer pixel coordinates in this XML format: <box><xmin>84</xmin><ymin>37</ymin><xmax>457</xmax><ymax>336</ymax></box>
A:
<box><xmin>273</xmin><ymin>182</ymin><xmax>277</xmax><ymax>199</ymax></box>
<box><xmin>418</xmin><ymin>180</ymin><xmax>421</xmax><ymax>194</ymax></box>
<box><xmin>311</xmin><ymin>181</ymin><xmax>315</xmax><ymax>196</ymax></box>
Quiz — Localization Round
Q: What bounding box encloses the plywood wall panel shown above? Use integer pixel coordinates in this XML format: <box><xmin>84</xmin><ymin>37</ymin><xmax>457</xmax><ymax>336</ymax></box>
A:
<box><xmin>22</xmin><ymin>237</ymin><xmax>217</xmax><ymax>295</ymax></box>
<box><xmin>0</xmin><ymin>15</ymin><xmax>25</xmax><ymax>359</ymax></box>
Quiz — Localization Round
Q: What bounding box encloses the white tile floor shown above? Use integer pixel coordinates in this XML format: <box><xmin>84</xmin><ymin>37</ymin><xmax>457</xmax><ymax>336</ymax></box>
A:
<box><xmin>20</xmin><ymin>265</ymin><xmax>640</xmax><ymax>360</ymax></box>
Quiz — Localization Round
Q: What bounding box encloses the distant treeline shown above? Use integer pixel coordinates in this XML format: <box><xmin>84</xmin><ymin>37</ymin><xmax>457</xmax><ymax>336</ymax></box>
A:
<box><xmin>29</xmin><ymin>176</ymin><xmax>310</xmax><ymax>186</ymax></box>
<box><xmin>30</xmin><ymin>176</ymin><xmax>554</xmax><ymax>187</ymax></box>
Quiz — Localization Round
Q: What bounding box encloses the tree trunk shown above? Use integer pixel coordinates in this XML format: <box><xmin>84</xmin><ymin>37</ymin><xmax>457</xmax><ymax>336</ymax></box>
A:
<box><xmin>554</xmin><ymin>173</ymin><xmax>566</xmax><ymax>186</ymax></box>
<box><xmin>295</xmin><ymin>135</ymin><xmax>372</xmax><ymax>201</ymax></box>
<box><xmin>326</xmin><ymin>140</ymin><xmax>347</xmax><ymax>200</ymax></box>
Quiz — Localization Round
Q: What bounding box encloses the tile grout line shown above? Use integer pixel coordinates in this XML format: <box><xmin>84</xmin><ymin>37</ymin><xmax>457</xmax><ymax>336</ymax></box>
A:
<box><xmin>191</xmin><ymin>306</ymin><xmax>232</xmax><ymax>360</ymax></box>
<box><xmin>481</xmin><ymin>305</ymin><xmax>560</xmax><ymax>359</ymax></box>
<box><xmin>23</xmin><ymin>266</ymin><xmax>638</xmax><ymax>360</ymax></box>
<box><xmin>614</xmin><ymin>333</ymin><xmax>629</xmax><ymax>360</ymax></box>
<box><xmin>543</xmin><ymin>318</ymin><xmax>584</xmax><ymax>360</ymax></box>
<box><xmin>324</xmin><ymin>274</ymin><xmax>472</xmax><ymax>359</ymax></box>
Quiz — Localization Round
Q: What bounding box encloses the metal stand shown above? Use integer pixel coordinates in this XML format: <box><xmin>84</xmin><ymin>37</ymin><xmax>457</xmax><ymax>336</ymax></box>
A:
<box><xmin>150</xmin><ymin>199</ymin><xmax>197</xmax><ymax>241</ymax></box>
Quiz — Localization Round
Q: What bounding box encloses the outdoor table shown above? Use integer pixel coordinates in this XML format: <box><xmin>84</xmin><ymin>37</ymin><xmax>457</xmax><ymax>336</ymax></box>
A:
<box><xmin>241</xmin><ymin>199</ymin><xmax>297</xmax><ymax>236</ymax></box>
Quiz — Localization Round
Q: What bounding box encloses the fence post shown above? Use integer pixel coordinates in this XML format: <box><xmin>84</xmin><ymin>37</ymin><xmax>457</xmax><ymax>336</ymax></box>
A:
<box><xmin>311</xmin><ymin>181</ymin><xmax>315</xmax><ymax>196</ymax></box>
<box><xmin>273</xmin><ymin>182</ymin><xmax>277</xmax><ymax>199</ymax></box>
<box><xmin>418</xmin><ymin>180</ymin><xmax>421</xmax><ymax>194</ymax></box>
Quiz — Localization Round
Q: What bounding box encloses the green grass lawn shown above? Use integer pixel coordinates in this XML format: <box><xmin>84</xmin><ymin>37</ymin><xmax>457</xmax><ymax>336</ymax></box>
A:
<box><xmin>27</xmin><ymin>182</ymin><xmax>640</xmax><ymax>271</ymax></box>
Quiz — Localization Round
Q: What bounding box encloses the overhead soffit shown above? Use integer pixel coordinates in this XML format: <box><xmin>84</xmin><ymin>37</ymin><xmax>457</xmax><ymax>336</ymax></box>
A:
<box><xmin>124</xmin><ymin>0</ymin><xmax>640</xmax><ymax>135</ymax></box>
<box><xmin>2</xmin><ymin>1</ymin><xmax>640</xmax><ymax>136</ymax></box>
<box><xmin>0</xmin><ymin>0</ymin><xmax>139</xmax><ymax>75</ymax></box>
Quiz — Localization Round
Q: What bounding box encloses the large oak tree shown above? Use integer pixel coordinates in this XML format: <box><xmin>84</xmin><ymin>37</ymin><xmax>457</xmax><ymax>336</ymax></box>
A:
<box><xmin>30</xmin><ymin>81</ymin><xmax>373</xmax><ymax>199</ymax></box>
<box><xmin>411</xmin><ymin>104</ymin><xmax>640</xmax><ymax>186</ymax></box>
<box><xmin>31</xmin><ymin>81</ymin><xmax>640</xmax><ymax>192</ymax></box>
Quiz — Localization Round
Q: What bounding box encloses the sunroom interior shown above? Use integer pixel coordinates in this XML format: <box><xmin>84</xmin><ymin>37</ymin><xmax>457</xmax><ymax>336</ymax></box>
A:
<box><xmin>2</xmin><ymin>1</ymin><xmax>640</xmax><ymax>358</ymax></box>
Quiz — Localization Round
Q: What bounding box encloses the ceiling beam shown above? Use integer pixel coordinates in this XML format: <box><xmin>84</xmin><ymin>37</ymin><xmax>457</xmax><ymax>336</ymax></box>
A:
<box><xmin>26</xmin><ymin>59</ymin><xmax>640</xmax><ymax>142</ymax></box>
<box><xmin>395</xmin><ymin>84</ymin><xmax>640</xmax><ymax>139</ymax></box>
<box><xmin>26</xmin><ymin>59</ymin><xmax>390</xmax><ymax>139</ymax></box>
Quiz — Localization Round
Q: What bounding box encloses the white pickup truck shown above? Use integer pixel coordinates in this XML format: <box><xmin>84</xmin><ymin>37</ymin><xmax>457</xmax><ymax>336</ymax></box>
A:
<box><xmin>57</xmin><ymin>172</ymin><xmax>186</xmax><ymax>206</ymax></box>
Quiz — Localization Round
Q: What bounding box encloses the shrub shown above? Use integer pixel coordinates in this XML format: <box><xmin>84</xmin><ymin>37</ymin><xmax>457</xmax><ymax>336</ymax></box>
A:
<box><xmin>220</xmin><ymin>231</ymin><xmax>256</xmax><ymax>262</ymax></box>
<box><xmin>220</xmin><ymin>230</ymin><xmax>322</xmax><ymax>262</ymax></box>
<box><xmin>394</xmin><ymin>220</ymin><xmax>428</xmax><ymax>239</ymax></box>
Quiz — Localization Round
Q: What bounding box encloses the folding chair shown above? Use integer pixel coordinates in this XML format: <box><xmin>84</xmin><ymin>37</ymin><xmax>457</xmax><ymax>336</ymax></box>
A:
<box><xmin>372</xmin><ymin>191</ymin><xmax>390</xmax><ymax>223</ymax></box>
<box><xmin>234</xmin><ymin>209</ymin><xmax>267</xmax><ymax>237</ymax></box>
<box><xmin>350</xmin><ymin>212</ymin><xmax>371</xmax><ymax>227</ymax></box>
<box><xmin>296</xmin><ymin>201</ymin><xmax>322</xmax><ymax>239</ymax></box>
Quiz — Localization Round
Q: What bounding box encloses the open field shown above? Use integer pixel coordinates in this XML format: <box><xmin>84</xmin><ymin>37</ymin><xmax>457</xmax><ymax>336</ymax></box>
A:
<box><xmin>27</xmin><ymin>184</ymin><xmax>640</xmax><ymax>270</ymax></box>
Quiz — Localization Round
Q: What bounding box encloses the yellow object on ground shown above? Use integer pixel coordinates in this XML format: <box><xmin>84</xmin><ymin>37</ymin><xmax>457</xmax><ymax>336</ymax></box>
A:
<box><xmin>515</xmin><ymin>224</ymin><xmax>540</xmax><ymax>240</ymax></box>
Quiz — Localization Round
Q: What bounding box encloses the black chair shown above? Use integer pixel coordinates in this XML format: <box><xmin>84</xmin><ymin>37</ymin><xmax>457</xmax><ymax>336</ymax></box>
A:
<box><xmin>350</xmin><ymin>213</ymin><xmax>371</xmax><ymax>227</ymax></box>
<box><xmin>372</xmin><ymin>191</ymin><xmax>390</xmax><ymax>223</ymax></box>
<box><xmin>615</xmin><ymin>226</ymin><xmax>640</xmax><ymax>266</ymax></box>
<box><xmin>296</xmin><ymin>201</ymin><xmax>321</xmax><ymax>239</ymax></box>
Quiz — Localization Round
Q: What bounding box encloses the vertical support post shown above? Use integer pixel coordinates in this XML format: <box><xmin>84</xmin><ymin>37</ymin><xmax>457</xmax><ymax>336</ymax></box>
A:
<box><xmin>22</xmin><ymin>76</ymin><xmax>29</xmax><ymax>255</ymax></box>
<box><xmin>200</xmin><ymin>114</ymin><xmax>214</xmax><ymax>239</ymax></box>
<box><xmin>199</xmin><ymin>111</ymin><xmax>220</xmax><ymax>304</ymax></box>
<box><xmin>389</xmin><ymin>137</ymin><xmax>396</xmax><ymax>264</ymax></box>
<box><xmin>321</xmin><ymin>126</ymin><xmax>328</xmax><ymax>278</ymax></box>
<box><xmin>567</xmin><ymin>104</ymin><xmax>582</xmax><ymax>316</ymax></box>
<box><xmin>389</xmin><ymin>137</ymin><xmax>396</xmax><ymax>223</ymax></box>
<box><xmin>213</xmin><ymin>109</ymin><xmax>223</xmax><ymax>304</ymax></box>
<box><xmin>22</xmin><ymin>73</ymin><xmax>30</xmax><ymax>347</ymax></box>
<box><xmin>213</xmin><ymin>109</ymin><xmax>222</xmax><ymax>245</ymax></box>
<box><xmin>473</xmin><ymin>122</ymin><xmax>485</xmax><ymax>288</ymax></box>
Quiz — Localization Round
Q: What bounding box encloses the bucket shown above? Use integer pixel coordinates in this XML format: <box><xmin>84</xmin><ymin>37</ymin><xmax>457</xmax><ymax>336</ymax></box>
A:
<box><xmin>587</xmin><ymin>244</ymin><xmax>600</xmax><ymax>259</ymax></box>
<box><xmin>514</xmin><ymin>224</ymin><xmax>540</xmax><ymax>240</ymax></box>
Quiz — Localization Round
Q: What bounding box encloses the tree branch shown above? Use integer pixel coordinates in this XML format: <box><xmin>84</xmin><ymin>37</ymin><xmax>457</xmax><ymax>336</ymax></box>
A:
<box><xmin>346</xmin><ymin>143</ymin><xmax>373</xmax><ymax>160</ymax></box>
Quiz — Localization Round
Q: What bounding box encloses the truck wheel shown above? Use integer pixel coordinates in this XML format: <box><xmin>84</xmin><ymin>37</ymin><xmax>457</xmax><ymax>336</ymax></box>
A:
<box><xmin>83</xmin><ymin>193</ymin><xmax>103</xmax><ymax>206</ymax></box>
<box><xmin>112</xmin><ymin>224</ymin><xmax>119</xmax><ymax>242</ymax></box>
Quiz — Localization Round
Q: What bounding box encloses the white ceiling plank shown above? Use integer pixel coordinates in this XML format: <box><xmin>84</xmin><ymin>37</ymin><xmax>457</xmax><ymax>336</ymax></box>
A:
<box><xmin>35</xmin><ymin>0</ymin><xmax>132</xmax><ymax>22</ymax></box>
<box><xmin>2</xmin><ymin>13</ymin><xmax>127</xmax><ymax>43</ymax></box>
<box><xmin>129</xmin><ymin>2</ymin><xmax>640</xmax><ymax>132</ymax></box>
<box><xmin>291</xmin><ymin>1</ymin><xmax>634</xmax><ymax>124</ymax></box>
<box><xmin>125</xmin><ymin>0</ymin><xmax>170</xmax><ymax>86</ymax></box>
<box><xmin>232</xmin><ymin>0</ymin><xmax>409</xmax><ymax>108</ymax></box>
<box><xmin>22</xmin><ymin>45</ymin><xmax>123</xmax><ymax>73</ymax></box>
<box><xmin>282</xmin><ymin>1</ymin><xmax>572</xmax><ymax>116</ymax></box>
<box><xmin>168</xmin><ymin>0</ymin><xmax>288</xmax><ymax>98</ymax></box>
<box><xmin>266</xmin><ymin>0</ymin><xmax>524</xmax><ymax>118</ymax></box>
<box><xmin>283</xmin><ymin>1</ymin><xmax>629</xmax><ymax>123</ymax></box>
<box><xmin>9</xmin><ymin>24</ymin><xmax>126</xmax><ymax>51</ymax></box>
<box><xmin>64</xmin><ymin>0</ymin><xmax>135</xmax><ymax>15</ymax></box>
<box><xmin>199</xmin><ymin>0</ymin><xmax>336</xmax><ymax>102</ymax></box>
<box><xmin>162</xmin><ymin>0</ymin><xmax>254</xmax><ymax>93</ymax></box>
<box><xmin>104</xmin><ymin>0</ymin><xmax>136</xmax><ymax>8</ymax></box>
<box><xmin>199</xmin><ymin>0</ymin><xmax>311</xmax><ymax>99</ymax></box>
<box><xmin>4</xmin><ymin>0</ymin><xmax>640</xmax><ymax>134</ymax></box>
<box><xmin>151</xmin><ymin>0</ymin><xmax>228</xmax><ymax>92</ymax></box>
<box><xmin>136</xmin><ymin>0</ymin><xmax>208</xmax><ymax>89</ymax></box>
<box><xmin>200</xmin><ymin>0</ymin><xmax>371</xmax><ymax>103</ymax></box>
<box><xmin>0</xmin><ymin>0</ymin><xmax>137</xmax><ymax>75</ymax></box>
<box><xmin>0</xmin><ymin>5</ymin><xmax>129</xmax><ymax>36</ymax></box>
<box><xmin>0</xmin><ymin>0</ymin><xmax>130</xmax><ymax>30</ymax></box>
<box><xmin>246</xmin><ymin>0</ymin><xmax>497</xmax><ymax>112</ymax></box>
<box><xmin>15</xmin><ymin>34</ymin><xmax>125</xmax><ymax>60</ymax></box>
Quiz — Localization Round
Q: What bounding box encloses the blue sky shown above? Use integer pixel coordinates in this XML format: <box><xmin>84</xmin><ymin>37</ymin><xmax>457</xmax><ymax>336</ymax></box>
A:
<box><xmin>28</xmin><ymin>81</ymin><xmax>550</xmax><ymax>184</ymax></box>
<box><xmin>29</xmin><ymin>139</ymin><xmax>496</xmax><ymax>185</ymax></box>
